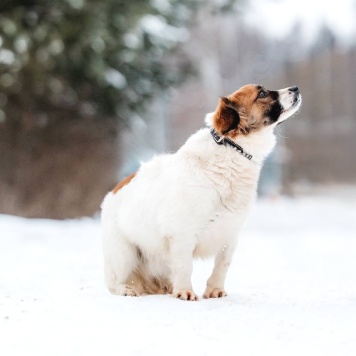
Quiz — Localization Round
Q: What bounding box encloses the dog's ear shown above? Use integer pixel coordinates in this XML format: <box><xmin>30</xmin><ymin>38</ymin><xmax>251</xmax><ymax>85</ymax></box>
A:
<box><xmin>213</xmin><ymin>96</ymin><xmax>240</xmax><ymax>135</ymax></box>
<box><xmin>220</xmin><ymin>96</ymin><xmax>236</xmax><ymax>110</ymax></box>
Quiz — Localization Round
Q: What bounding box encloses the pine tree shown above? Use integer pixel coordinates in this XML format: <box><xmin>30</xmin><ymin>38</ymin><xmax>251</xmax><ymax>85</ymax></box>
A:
<box><xmin>0</xmin><ymin>0</ymin><xmax>205</xmax><ymax>124</ymax></box>
<box><xmin>0</xmin><ymin>0</ymin><xmax>237</xmax><ymax>218</ymax></box>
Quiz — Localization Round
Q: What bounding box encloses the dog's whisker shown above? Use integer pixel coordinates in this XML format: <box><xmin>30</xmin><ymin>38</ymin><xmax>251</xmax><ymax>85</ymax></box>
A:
<box><xmin>276</xmin><ymin>127</ymin><xmax>289</xmax><ymax>139</ymax></box>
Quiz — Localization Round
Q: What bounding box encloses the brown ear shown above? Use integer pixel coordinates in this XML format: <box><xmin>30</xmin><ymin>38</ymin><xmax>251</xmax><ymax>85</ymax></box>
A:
<box><xmin>213</xmin><ymin>97</ymin><xmax>240</xmax><ymax>135</ymax></box>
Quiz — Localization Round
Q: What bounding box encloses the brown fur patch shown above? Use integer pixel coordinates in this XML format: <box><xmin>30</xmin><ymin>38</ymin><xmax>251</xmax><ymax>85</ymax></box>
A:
<box><xmin>112</xmin><ymin>172</ymin><xmax>136</xmax><ymax>194</ymax></box>
<box><xmin>127</xmin><ymin>268</ymin><xmax>172</xmax><ymax>295</ymax></box>
<box><xmin>213</xmin><ymin>84</ymin><xmax>278</xmax><ymax>138</ymax></box>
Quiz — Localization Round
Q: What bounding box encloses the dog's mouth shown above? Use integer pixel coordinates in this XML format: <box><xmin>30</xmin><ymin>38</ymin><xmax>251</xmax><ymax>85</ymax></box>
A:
<box><xmin>277</xmin><ymin>94</ymin><xmax>302</xmax><ymax>125</ymax></box>
<box><xmin>293</xmin><ymin>94</ymin><xmax>302</xmax><ymax>108</ymax></box>
<box><xmin>281</xmin><ymin>94</ymin><xmax>302</xmax><ymax>114</ymax></box>
<box><xmin>282</xmin><ymin>94</ymin><xmax>302</xmax><ymax>114</ymax></box>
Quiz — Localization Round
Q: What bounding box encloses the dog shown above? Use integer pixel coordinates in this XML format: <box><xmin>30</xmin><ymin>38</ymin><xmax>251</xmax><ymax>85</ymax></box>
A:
<box><xmin>101</xmin><ymin>84</ymin><xmax>302</xmax><ymax>301</ymax></box>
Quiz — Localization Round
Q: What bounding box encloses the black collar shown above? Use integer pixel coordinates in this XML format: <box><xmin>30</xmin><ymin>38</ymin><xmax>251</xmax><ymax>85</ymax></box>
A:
<box><xmin>210</xmin><ymin>129</ymin><xmax>253</xmax><ymax>161</ymax></box>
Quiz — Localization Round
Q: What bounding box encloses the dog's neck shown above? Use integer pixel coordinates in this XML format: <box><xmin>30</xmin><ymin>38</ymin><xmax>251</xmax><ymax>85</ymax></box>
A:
<box><xmin>210</xmin><ymin>129</ymin><xmax>254</xmax><ymax>161</ymax></box>
<box><xmin>205</xmin><ymin>112</ymin><xmax>276</xmax><ymax>163</ymax></box>
<box><xmin>231</xmin><ymin>127</ymin><xmax>277</xmax><ymax>163</ymax></box>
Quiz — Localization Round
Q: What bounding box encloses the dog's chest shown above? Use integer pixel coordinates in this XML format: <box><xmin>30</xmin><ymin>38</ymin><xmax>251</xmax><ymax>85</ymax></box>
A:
<box><xmin>191</xmin><ymin>173</ymin><xmax>257</xmax><ymax>258</ymax></box>
<box><xmin>193</xmin><ymin>208</ymin><xmax>248</xmax><ymax>258</ymax></box>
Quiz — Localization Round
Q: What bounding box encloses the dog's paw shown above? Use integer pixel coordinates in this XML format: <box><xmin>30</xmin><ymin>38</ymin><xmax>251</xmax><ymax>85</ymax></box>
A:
<box><xmin>163</xmin><ymin>284</ymin><xmax>173</xmax><ymax>294</ymax></box>
<box><xmin>123</xmin><ymin>287</ymin><xmax>140</xmax><ymax>297</ymax></box>
<box><xmin>108</xmin><ymin>284</ymin><xmax>140</xmax><ymax>297</ymax></box>
<box><xmin>173</xmin><ymin>289</ymin><xmax>198</xmax><ymax>301</ymax></box>
<box><xmin>203</xmin><ymin>287</ymin><xmax>227</xmax><ymax>299</ymax></box>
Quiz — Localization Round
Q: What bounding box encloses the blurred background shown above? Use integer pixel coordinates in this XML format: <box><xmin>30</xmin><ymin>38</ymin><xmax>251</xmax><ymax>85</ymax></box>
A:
<box><xmin>1</xmin><ymin>0</ymin><xmax>356</xmax><ymax>219</ymax></box>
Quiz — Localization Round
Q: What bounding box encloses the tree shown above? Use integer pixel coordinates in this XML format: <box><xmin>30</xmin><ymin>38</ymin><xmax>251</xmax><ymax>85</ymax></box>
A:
<box><xmin>0</xmin><ymin>0</ymin><xmax>205</xmax><ymax>124</ymax></box>
<box><xmin>0</xmin><ymin>0</ymin><xmax>222</xmax><ymax>218</ymax></box>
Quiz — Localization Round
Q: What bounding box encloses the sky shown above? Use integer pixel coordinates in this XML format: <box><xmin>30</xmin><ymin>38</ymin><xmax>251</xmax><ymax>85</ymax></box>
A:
<box><xmin>244</xmin><ymin>0</ymin><xmax>356</xmax><ymax>44</ymax></box>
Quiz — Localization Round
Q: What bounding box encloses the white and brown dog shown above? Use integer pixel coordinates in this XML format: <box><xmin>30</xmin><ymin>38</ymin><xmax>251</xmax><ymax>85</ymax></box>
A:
<box><xmin>101</xmin><ymin>84</ymin><xmax>302</xmax><ymax>301</ymax></box>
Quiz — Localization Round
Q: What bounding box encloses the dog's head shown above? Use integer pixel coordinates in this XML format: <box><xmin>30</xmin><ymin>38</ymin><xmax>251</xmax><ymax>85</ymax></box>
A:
<box><xmin>210</xmin><ymin>84</ymin><xmax>302</xmax><ymax>137</ymax></box>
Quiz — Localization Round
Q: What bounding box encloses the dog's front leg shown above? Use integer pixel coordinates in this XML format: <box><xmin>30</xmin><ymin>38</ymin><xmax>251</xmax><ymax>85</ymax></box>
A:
<box><xmin>169</xmin><ymin>238</ymin><xmax>198</xmax><ymax>301</ymax></box>
<box><xmin>203</xmin><ymin>242</ymin><xmax>236</xmax><ymax>299</ymax></box>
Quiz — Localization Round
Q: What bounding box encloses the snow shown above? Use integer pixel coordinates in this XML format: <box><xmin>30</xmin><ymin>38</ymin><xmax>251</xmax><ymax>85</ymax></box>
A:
<box><xmin>0</xmin><ymin>49</ymin><xmax>15</xmax><ymax>65</ymax></box>
<box><xmin>139</xmin><ymin>15</ymin><xmax>189</xmax><ymax>46</ymax></box>
<box><xmin>1</xmin><ymin>196</ymin><xmax>356</xmax><ymax>355</ymax></box>
<box><xmin>105</xmin><ymin>68</ymin><xmax>127</xmax><ymax>89</ymax></box>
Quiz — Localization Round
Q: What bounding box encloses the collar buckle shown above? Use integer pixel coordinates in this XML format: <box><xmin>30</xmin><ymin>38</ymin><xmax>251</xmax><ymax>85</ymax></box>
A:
<box><xmin>244</xmin><ymin>153</ymin><xmax>253</xmax><ymax>160</ymax></box>
<box><xmin>211</xmin><ymin>129</ymin><xmax>225</xmax><ymax>145</ymax></box>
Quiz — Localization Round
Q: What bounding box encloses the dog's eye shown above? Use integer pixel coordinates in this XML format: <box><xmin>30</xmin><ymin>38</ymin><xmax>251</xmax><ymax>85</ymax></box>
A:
<box><xmin>258</xmin><ymin>90</ymin><xmax>268</xmax><ymax>98</ymax></box>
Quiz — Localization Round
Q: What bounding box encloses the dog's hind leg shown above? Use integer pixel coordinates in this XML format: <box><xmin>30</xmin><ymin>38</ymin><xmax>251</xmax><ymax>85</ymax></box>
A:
<box><xmin>103</xmin><ymin>229</ymin><xmax>140</xmax><ymax>296</ymax></box>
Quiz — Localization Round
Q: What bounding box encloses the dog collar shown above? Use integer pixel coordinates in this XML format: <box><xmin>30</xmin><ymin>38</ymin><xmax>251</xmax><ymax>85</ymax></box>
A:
<box><xmin>210</xmin><ymin>129</ymin><xmax>253</xmax><ymax>161</ymax></box>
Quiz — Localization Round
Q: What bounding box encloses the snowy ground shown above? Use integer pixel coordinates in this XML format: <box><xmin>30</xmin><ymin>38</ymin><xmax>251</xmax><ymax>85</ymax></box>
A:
<box><xmin>1</xmin><ymin>196</ymin><xmax>356</xmax><ymax>356</ymax></box>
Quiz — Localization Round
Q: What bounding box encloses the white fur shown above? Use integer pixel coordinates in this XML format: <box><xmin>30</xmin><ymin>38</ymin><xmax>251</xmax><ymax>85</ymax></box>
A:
<box><xmin>101</xmin><ymin>89</ymin><xmax>301</xmax><ymax>300</ymax></box>
<box><xmin>277</xmin><ymin>88</ymin><xmax>302</xmax><ymax>123</ymax></box>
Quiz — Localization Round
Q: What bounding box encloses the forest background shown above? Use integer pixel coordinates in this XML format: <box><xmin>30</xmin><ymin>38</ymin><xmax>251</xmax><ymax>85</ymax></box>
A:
<box><xmin>1</xmin><ymin>0</ymin><xmax>355</xmax><ymax>219</ymax></box>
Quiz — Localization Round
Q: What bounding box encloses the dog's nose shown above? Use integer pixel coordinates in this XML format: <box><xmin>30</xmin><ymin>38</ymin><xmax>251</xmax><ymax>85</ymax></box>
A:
<box><xmin>289</xmin><ymin>86</ymin><xmax>299</xmax><ymax>94</ymax></box>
